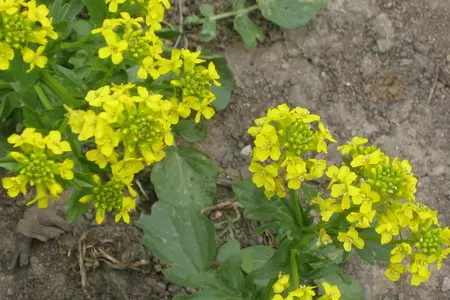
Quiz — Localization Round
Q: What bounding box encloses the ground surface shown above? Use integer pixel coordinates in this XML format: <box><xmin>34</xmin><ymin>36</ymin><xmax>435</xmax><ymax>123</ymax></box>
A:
<box><xmin>1</xmin><ymin>0</ymin><xmax>450</xmax><ymax>299</ymax></box>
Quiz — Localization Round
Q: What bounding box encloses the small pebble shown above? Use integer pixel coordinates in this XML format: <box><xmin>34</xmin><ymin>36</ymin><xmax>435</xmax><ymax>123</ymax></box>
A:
<box><xmin>240</xmin><ymin>145</ymin><xmax>252</xmax><ymax>156</ymax></box>
<box><xmin>442</xmin><ymin>277</ymin><xmax>450</xmax><ymax>292</ymax></box>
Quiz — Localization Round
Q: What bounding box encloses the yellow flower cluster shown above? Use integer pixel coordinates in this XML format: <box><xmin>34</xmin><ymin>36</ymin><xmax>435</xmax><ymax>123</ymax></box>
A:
<box><xmin>2</xmin><ymin>128</ymin><xmax>73</xmax><ymax>208</ymax></box>
<box><xmin>311</xmin><ymin>136</ymin><xmax>449</xmax><ymax>286</ymax></box>
<box><xmin>79</xmin><ymin>174</ymin><xmax>137</xmax><ymax>224</ymax></box>
<box><xmin>272</xmin><ymin>273</ymin><xmax>341</xmax><ymax>300</ymax></box>
<box><xmin>0</xmin><ymin>0</ymin><xmax>57</xmax><ymax>71</ymax></box>
<box><xmin>65</xmin><ymin>84</ymin><xmax>174</xmax><ymax>169</ymax></box>
<box><xmin>248</xmin><ymin>104</ymin><xmax>336</xmax><ymax>198</ymax></box>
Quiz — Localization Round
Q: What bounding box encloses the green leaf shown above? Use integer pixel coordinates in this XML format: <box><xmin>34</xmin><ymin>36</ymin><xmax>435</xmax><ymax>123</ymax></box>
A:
<box><xmin>65</xmin><ymin>189</ymin><xmax>90</xmax><ymax>223</ymax></box>
<box><xmin>315</xmin><ymin>271</ymin><xmax>365</xmax><ymax>300</ymax></box>
<box><xmin>0</xmin><ymin>92</ymin><xmax>22</xmax><ymax>120</ymax></box>
<box><xmin>251</xmin><ymin>239</ymin><xmax>291</xmax><ymax>285</ymax></box>
<box><xmin>173</xmin><ymin>119</ymin><xmax>207</xmax><ymax>143</ymax></box>
<box><xmin>297</xmin><ymin>185</ymin><xmax>319</xmax><ymax>202</ymax></box>
<box><xmin>208</xmin><ymin>56</ymin><xmax>234</xmax><ymax>111</ymax></box>
<box><xmin>199</xmin><ymin>4</ymin><xmax>215</xmax><ymax>17</ymax></box>
<box><xmin>69</xmin><ymin>50</ymin><xmax>89</xmax><ymax>68</ymax></box>
<box><xmin>155</xmin><ymin>28</ymin><xmax>181</xmax><ymax>39</ymax></box>
<box><xmin>82</xmin><ymin>0</ymin><xmax>107</xmax><ymax>26</ymax></box>
<box><xmin>232</xmin><ymin>0</ymin><xmax>246</xmax><ymax>10</ymax></box>
<box><xmin>136</xmin><ymin>203</ymin><xmax>216</xmax><ymax>286</ymax></box>
<box><xmin>72</xmin><ymin>19</ymin><xmax>93</xmax><ymax>37</ymax></box>
<box><xmin>184</xmin><ymin>15</ymin><xmax>203</xmax><ymax>26</ymax></box>
<box><xmin>52</xmin><ymin>64</ymin><xmax>88</xmax><ymax>92</ymax></box>
<box><xmin>257</xmin><ymin>0</ymin><xmax>326</xmax><ymax>29</ymax></box>
<box><xmin>217</xmin><ymin>239</ymin><xmax>241</xmax><ymax>263</ymax></box>
<box><xmin>234</xmin><ymin>14</ymin><xmax>264</xmax><ymax>48</ymax></box>
<box><xmin>240</xmin><ymin>245</ymin><xmax>275</xmax><ymax>273</ymax></box>
<box><xmin>199</xmin><ymin>18</ymin><xmax>217</xmax><ymax>42</ymax></box>
<box><xmin>151</xmin><ymin>146</ymin><xmax>218</xmax><ymax>210</ymax></box>
<box><xmin>9</xmin><ymin>54</ymin><xmax>39</xmax><ymax>92</ymax></box>
<box><xmin>23</xmin><ymin>107</ymin><xmax>66</xmax><ymax>132</ymax></box>
<box><xmin>0</xmin><ymin>136</ymin><xmax>10</xmax><ymax>158</ymax></box>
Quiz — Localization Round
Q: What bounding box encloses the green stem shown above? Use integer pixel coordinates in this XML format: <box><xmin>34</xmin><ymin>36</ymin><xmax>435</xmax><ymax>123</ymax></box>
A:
<box><xmin>59</xmin><ymin>34</ymin><xmax>95</xmax><ymax>50</ymax></box>
<box><xmin>41</xmin><ymin>71</ymin><xmax>82</xmax><ymax>108</ymax></box>
<box><xmin>0</xmin><ymin>82</ymin><xmax>12</xmax><ymax>89</ymax></box>
<box><xmin>290</xmin><ymin>249</ymin><xmax>300</xmax><ymax>289</ymax></box>
<box><xmin>33</xmin><ymin>84</ymin><xmax>53</xmax><ymax>110</ymax></box>
<box><xmin>290</xmin><ymin>189</ymin><xmax>303</xmax><ymax>229</ymax></box>
<box><xmin>210</xmin><ymin>4</ymin><xmax>259</xmax><ymax>21</ymax></box>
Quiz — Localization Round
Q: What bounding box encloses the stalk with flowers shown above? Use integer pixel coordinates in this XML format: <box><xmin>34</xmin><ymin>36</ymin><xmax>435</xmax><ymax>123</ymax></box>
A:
<box><xmin>0</xmin><ymin>1</ymin><xmax>448</xmax><ymax>300</ymax></box>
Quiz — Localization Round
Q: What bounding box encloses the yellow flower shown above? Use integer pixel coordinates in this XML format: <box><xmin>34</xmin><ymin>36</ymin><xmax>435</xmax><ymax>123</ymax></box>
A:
<box><xmin>7</xmin><ymin>127</ymin><xmax>38</xmax><ymax>147</ymax></box>
<box><xmin>428</xmin><ymin>248</ymin><xmax>450</xmax><ymax>270</ymax></box>
<box><xmin>181</xmin><ymin>49</ymin><xmax>205</xmax><ymax>71</ymax></box>
<box><xmin>22</xmin><ymin>46</ymin><xmax>48</xmax><ymax>72</ymax></box>
<box><xmin>99</xmin><ymin>32</ymin><xmax>128</xmax><ymax>64</ymax></box>
<box><xmin>86</xmin><ymin>149</ymin><xmax>118</xmax><ymax>169</ymax></box>
<box><xmin>304</xmin><ymin>159</ymin><xmax>327</xmax><ymax>180</ymax></box>
<box><xmin>114</xmin><ymin>197</ymin><xmax>136</xmax><ymax>224</ymax></box>
<box><xmin>272</xmin><ymin>295</ymin><xmax>284</xmax><ymax>300</ymax></box>
<box><xmin>350</xmin><ymin>149</ymin><xmax>382</xmax><ymax>167</ymax></box>
<box><xmin>318</xmin><ymin>282</ymin><xmax>341</xmax><ymax>300</ymax></box>
<box><xmin>78</xmin><ymin>110</ymin><xmax>99</xmax><ymax>141</ymax></box>
<box><xmin>390</xmin><ymin>243</ymin><xmax>412</xmax><ymax>264</ymax></box>
<box><xmin>375</xmin><ymin>211</ymin><xmax>399</xmax><ymax>244</ymax></box>
<box><xmin>286</xmin><ymin>286</ymin><xmax>316</xmax><ymax>300</ymax></box>
<box><xmin>95</xmin><ymin>124</ymin><xmax>120</xmax><ymax>157</ymax></box>
<box><xmin>253</xmin><ymin>125</ymin><xmax>281</xmax><ymax>161</ymax></box>
<box><xmin>264</xmin><ymin>178</ymin><xmax>286</xmax><ymax>199</ymax></box>
<box><xmin>119</xmin><ymin>12</ymin><xmax>143</xmax><ymax>28</ymax></box>
<box><xmin>312</xmin><ymin>197</ymin><xmax>340</xmax><ymax>222</ymax></box>
<box><xmin>0</xmin><ymin>42</ymin><xmax>14</xmax><ymax>70</ymax></box>
<box><xmin>346</xmin><ymin>210</ymin><xmax>375</xmax><ymax>228</ymax></box>
<box><xmin>330</xmin><ymin>166</ymin><xmax>360</xmax><ymax>210</ymax></box>
<box><xmin>272</xmin><ymin>273</ymin><xmax>290</xmax><ymax>293</ymax></box>
<box><xmin>105</xmin><ymin>0</ymin><xmax>126</xmax><ymax>12</ymax></box>
<box><xmin>192</xmin><ymin>97</ymin><xmax>216</xmax><ymax>123</ymax></box>
<box><xmin>338</xmin><ymin>136</ymin><xmax>368</xmax><ymax>154</ymax></box>
<box><xmin>137</xmin><ymin>56</ymin><xmax>160</xmax><ymax>79</ymax></box>
<box><xmin>384</xmin><ymin>263</ymin><xmax>406</xmax><ymax>281</ymax></box>
<box><xmin>248</xmin><ymin>162</ymin><xmax>278</xmax><ymax>192</ymax></box>
<box><xmin>351</xmin><ymin>182</ymin><xmax>380</xmax><ymax>213</ymax></box>
<box><xmin>337</xmin><ymin>227</ymin><xmax>364</xmax><ymax>252</ymax></box>
<box><xmin>44</xmin><ymin>131</ymin><xmax>71</xmax><ymax>154</ymax></box>
<box><xmin>85</xmin><ymin>85</ymin><xmax>111</xmax><ymax>107</ymax></box>
<box><xmin>112</xmin><ymin>158</ymin><xmax>145</xmax><ymax>185</ymax></box>
<box><xmin>409</xmin><ymin>253</ymin><xmax>431</xmax><ymax>286</ymax></box>
<box><xmin>58</xmin><ymin>159</ymin><xmax>74</xmax><ymax>180</ymax></box>
<box><xmin>26</xmin><ymin>0</ymin><xmax>49</xmax><ymax>23</ymax></box>
<box><xmin>92</xmin><ymin>19</ymin><xmax>122</xmax><ymax>35</ymax></box>
<box><xmin>317</xmin><ymin>228</ymin><xmax>333</xmax><ymax>246</ymax></box>
<box><xmin>2</xmin><ymin>175</ymin><xmax>28</xmax><ymax>197</ymax></box>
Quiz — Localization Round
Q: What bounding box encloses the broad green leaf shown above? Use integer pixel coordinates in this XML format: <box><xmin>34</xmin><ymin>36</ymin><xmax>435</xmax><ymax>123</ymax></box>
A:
<box><xmin>234</xmin><ymin>13</ymin><xmax>264</xmax><ymax>48</ymax></box>
<box><xmin>200</xmin><ymin>18</ymin><xmax>217</xmax><ymax>42</ymax></box>
<box><xmin>50</xmin><ymin>0</ymin><xmax>64</xmax><ymax>22</ymax></box>
<box><xmin>173</xmin><ymin>119</ymin><xmax>207</xmax><ymax>143</ymax></box>
<box><xmin>315</xmin><ymin>271</ymin><xmax>365</xmax><ymax>300</ymax></box>
<box><xmin>60</xmin><ymin>0</ymin><xmax>84</xmax><ymax>22</ymax></box>
<box><xmin>219</xmin><ymin>255</ymin><xmax>246</xmax><ymax>293</ymax></box>
<box><xmin>65</xmin><ymin>189</ymin><xmax>90</xmax><ymax>223</ymax></box>
<box><xmin>0</xmin><ymin>137</ymin><xmax>10</xmax><ymax>157</ymax></box>
<box><xmin>217</xmin><ymin>239</ymin><xmax>241</xmax><ymax>263</ymax></box>
<box><xmin>151</xmin><ymin>146</ymin><xmax>218</xmax><ymax>210</ymax></box>
<box><xmin>320</xmin><ymin>245</ymin><xmax>345</xmax><ymax>264</ymax></box>
<box><xmin>233</xmin><ymin>0</ymin><xmax>246</xmax><ymax>10</ymax></box>
<box><xmin>357</xmin><ymin>228</ymin><xmax>393</xmax><ymax>262</ymax></box>
<box><xmin>69</xmin><ymin>50</ymin><xmax>89</xmax><ymax>68</ymax></box>
<box><xmin>199</xmin><ymin>4</ymin><xmax>215</xmax><ymax>17</ymax></box>
<box><xmin>257</xmin><ymin>0</ymin><xmax>326</xmax><ymax>29</ymax></box>
<box><xmin>297</xmin><ymin>185</ymin><xmax>319</xmax><ymax>202</ymax></box>
<box><xmin>23</xmin><ymin>106</ymin><xmax>66</xmax><ymax>132</ymax></box>
<box><xmin>240</xmin><ymin>245</ymin><xmax>275</xmax><ymax>273</ymax></box>
<box><xmin>251</xmin><ymin>239</ymin><xmax>291</xmax><ymax>285</ymax></box>
<box><xmin>0</xmin><ymin>155</ymin><xmax>22</xmax><ymax>172</ymax></box>
<box><xmin>136</xmin><ymin>203</ymin><xmax>216</xmax><ymax>287</ymax></box>
<box><xmin>82</xmin><ymin>0</ymin><xmax>107</xmax><ymax>26</ymax></box>
<box><xmin>207</xmin><ymin>56</ymin><xmax>234</xmax><ymax>111</ymax></box>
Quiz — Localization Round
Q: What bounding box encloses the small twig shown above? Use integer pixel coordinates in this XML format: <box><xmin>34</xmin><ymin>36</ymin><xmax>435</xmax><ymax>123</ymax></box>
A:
<box><xmin>200</xmin><ymin>200</ymin><xmax>243</xmax><ymax>214</ymax></box>
<box><xmin>174</xmin><ymin>0</ymin><xmax>184</xmax><ymax>48</ymax></box>
<box><xmin>135</xmin><ymin>179</ymin><xmax>149</xmax><ymax>200</ymax></box>
<box><xmin>78</xmin><ymin>231</ymin><xmax>91</xmax><ymax>299</ymax></box>
<box><xmin>427</xmin><ymin>67</ymin><xmax>439</xmax><ymax>104</ymax></box>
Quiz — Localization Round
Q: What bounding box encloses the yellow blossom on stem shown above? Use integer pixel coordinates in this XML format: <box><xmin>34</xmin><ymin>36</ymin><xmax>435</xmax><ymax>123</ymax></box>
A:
<box><xmin>318</xmin><ymin>282</ymin><xmax>341</xmax><ymax>300</ymax></box>
<box><xmin>22</xmin><ymin>46</ymin><xmax>48</xmax><ymax>72</ymax></box>
<box><xmin>0</xmin><ymin>42</ymin><xmax>14</xmax><ymax>70</ymax></box>
<box><xmin>98</xmin><ymin>32</ymin><xmax>128</xmax><ymax>64</ymax></box>
<box><xmin>337</xmin><ymin>227</ymin><xmax>365</xmax><ymax>252</ymax></box>
<box><xmin>385</xmin><ymin>263</ymin><xmax>407</xmax><ymax>281</ymax></box>
<box><xmin>249</xmin><ymin>162</ymin><xmax>278</xmax><ymax>192</ymax></box>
